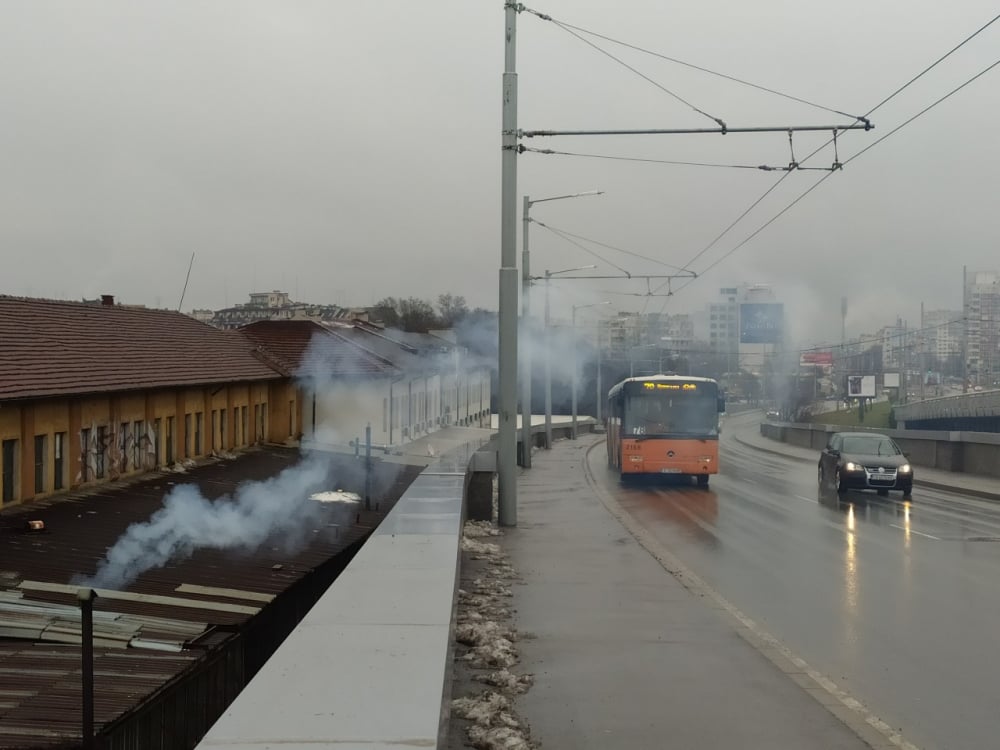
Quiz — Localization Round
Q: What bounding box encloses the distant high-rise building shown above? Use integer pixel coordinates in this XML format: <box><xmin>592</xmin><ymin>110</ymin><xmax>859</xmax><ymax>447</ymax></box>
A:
<box><xmin>964</xmin><ymin>270</ymin><xmax>1000</xmax><ymax>385</ymax></box>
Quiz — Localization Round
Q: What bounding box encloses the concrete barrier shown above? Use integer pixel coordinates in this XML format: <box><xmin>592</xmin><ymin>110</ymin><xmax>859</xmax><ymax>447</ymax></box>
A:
<box><xmin>761</xmin><ymin>421</ymin><xmax>1000</xmax><ymax>478</ymax></box>
<box><xmin>196</xmin><ymin>436</ymin><xmax>490</xmax><ymax>750</ymax></box>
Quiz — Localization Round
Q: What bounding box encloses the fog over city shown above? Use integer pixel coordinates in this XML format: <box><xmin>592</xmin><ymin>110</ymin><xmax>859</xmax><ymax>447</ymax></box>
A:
<box><xmin>1</xmin><ymin>1</ymin><xmax>997</xmax><ymax>345</ymax></box>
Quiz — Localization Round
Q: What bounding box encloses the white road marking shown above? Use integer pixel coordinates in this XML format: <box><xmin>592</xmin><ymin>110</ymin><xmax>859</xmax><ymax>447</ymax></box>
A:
<box><xmin>889</xmin><ymin>524</ymin><xmax>940</xmax><ymax>540</ymax></box>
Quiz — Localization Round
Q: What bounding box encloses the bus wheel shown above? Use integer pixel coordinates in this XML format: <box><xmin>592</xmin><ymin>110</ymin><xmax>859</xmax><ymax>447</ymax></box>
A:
<box><xmin>697</xmin><ymin>474</ymin><xmax>709</xmax><ymax>488</ymax></box>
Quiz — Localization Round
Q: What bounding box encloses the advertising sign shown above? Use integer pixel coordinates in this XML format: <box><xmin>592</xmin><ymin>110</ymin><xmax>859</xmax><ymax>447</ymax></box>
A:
<box><xmin>739</xmin><ymin>303</ymin><xmax>784</xmax><ymax>344</ymax></box>
<box><xmin>883</xmin><ymin>372</ymin><xmax>900</xmax><ymax>388</ymax></box>
<box><xmin>801</xmin><ymin>351</ymin><xmax>833</xmax><ymax>366</ymax></box>
<box><xmin>846</xmin><ymin>374</ymin><xmax>876</xmax><ymax>398</ymax></box>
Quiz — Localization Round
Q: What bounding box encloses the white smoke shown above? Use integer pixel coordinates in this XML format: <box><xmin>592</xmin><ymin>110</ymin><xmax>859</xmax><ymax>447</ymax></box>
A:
<box><xmin>77</xmin><ymin>453</ymin><xmax>337</xmax><ymax>591</ymax></box>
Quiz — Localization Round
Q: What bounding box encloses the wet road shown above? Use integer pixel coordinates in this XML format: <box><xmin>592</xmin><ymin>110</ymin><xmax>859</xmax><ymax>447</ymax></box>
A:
<box><xmin>587</xmin><ymin>411</ymin><xmax>1000</xmax><ymax>750</ymax></box>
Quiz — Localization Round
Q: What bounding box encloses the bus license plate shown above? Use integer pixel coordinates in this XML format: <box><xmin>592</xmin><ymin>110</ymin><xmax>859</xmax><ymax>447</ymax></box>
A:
<box><xmin>661</xmin><ymin>468</ymin><xmax>682</xmax><ymax>473</ymax></box>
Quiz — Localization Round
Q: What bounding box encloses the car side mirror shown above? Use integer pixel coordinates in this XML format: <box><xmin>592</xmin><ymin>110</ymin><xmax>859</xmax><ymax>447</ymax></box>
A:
<box><xmin>828</xmin><ymin>448</ymin><xmax>840</xmax><ymax>456</ymax></box>
<box><xmin>903</xmin><ymin>452</ymin><xmax>910</xmax><ymax>458</ymax></box>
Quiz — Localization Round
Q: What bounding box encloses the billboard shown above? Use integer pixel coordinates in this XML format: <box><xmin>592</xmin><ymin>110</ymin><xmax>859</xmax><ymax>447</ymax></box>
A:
<box><xmin>884</xmin><ymin>372</ymin><xmax>900</xmax><ymax>388</ymax></box>
<box><xmin>740</xmin><ymin>303</ymin><xmax>784</xmax><ymax>344</ymax></box>
<box><xmin>846</xmin><ymin>374</ymin><xmax>876</xmax><ymax>398</ymax></box>
<box><xmin>800</xmin><ymin>351</ymin><xmax>833</xmax><ymax>370</ymax></box>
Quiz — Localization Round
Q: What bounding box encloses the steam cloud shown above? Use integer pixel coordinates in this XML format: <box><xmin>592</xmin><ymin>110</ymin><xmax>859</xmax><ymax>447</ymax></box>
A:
<box><xmin>77</xmin><ymin>454</ymin><xmax>336</xmax><ymax>591</ymax></box>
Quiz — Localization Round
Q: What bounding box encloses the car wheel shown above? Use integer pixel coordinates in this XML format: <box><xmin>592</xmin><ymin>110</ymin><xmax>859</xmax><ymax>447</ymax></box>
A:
<box><xmin>835</xmin><ymin>468</ymin><xmax>846</xmax><ymax>494</ymax></box>
<box><xmin>817</xmin><ymin>465</ymin><xmax>824</xmax><ymax>486</ymax></box>
<box><xmin>901</xmin><ymin>486</ymin><xmax>913</xmax><ymax>499</ymax></box>
<box><xmin>697</xmin><ymin>474</ymin><xmax>709</xmax><ymax>487</ymax></box>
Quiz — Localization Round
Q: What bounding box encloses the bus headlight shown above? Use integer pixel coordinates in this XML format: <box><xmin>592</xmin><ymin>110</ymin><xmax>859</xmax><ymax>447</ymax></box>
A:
<box><xmin>898</xmin><ymin>463</ymin><xmax>912</xmax><ymax>473</ymax></box>
<box><xmin>629</xmin><ymin>455</ymin><xmax>643</xmax><ymax>463</ymax></box>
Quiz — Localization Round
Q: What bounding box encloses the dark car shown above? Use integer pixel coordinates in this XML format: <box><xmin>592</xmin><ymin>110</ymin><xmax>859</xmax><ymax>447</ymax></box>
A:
<box><xmin>818</xmin><ymin>431</ymin><xmax>913</xmax><ymax>497</ymax></box>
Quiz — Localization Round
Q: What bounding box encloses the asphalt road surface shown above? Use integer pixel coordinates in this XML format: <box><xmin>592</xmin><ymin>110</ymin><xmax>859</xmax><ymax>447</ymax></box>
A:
<box><xmin>587</xmin><ymin>411</ymin><xmax>1000</xmax><ymax>750</ymax></box>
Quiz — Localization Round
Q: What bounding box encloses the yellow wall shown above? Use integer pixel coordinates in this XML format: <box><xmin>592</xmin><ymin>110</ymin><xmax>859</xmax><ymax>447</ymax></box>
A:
<box><xmin>0</xmin><ymin>379</ymin><xmax>288</xmax><ymax>509</ymax></box>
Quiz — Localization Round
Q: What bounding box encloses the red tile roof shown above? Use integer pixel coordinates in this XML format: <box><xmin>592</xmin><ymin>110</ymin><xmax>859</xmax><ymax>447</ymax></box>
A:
<box><xmin>0</xmin><ymin>296</ymin><xmax>283</xmax><ymax>401</ymax></box>
<box><xmin>239</xmin><ymin>320</ymin><xmax>399</xmax><ymax>377</ymax></box>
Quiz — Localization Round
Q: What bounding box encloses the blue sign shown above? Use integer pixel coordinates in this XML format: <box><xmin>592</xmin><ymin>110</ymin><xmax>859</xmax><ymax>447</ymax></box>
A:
<box><xmin>740</xmin><ymin>303</ymin><xmax>783</xmax><ymax>344</ymax></box>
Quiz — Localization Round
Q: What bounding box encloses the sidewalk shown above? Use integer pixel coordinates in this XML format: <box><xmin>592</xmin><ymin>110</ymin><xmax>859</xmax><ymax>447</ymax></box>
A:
<box><xmin>732</xmin><ymin>418</ymin><xmax>1000</xmax><ymax>501</ymax></box>
<box><xmin>499</xmin><ymin>438</ymin><xmax>882</xmax><ymax>750</ymax></box>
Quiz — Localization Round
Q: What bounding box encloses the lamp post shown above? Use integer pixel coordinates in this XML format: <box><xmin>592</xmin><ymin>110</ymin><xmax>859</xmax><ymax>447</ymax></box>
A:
<box><xmin>541</xmin><ymin>265</ymin><xmax>597</xmax><ymax>448</ymax></box>
<box><xmin>520</xmin><ymin>191</ymin><xmax>602</xmax><ymax>468</ymax></box>
<box><xmin>572</xmin><ymin>301</ymin><xmax>610</xmax><ymax>439</ymax></box>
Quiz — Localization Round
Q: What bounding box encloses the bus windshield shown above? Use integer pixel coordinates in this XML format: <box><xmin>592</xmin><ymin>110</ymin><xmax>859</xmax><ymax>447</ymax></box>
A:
<box><xmin>624</xmin><ymin>391</ymin><xmax>719</xmax><ymax>437</ymax></box>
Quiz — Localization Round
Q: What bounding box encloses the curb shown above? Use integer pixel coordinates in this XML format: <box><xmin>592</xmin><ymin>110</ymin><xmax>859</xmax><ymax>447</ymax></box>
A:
<box><xmin>732</xmin><ymin>433</ymin><xmax>1000</xmax><ymax>503</ymax></box>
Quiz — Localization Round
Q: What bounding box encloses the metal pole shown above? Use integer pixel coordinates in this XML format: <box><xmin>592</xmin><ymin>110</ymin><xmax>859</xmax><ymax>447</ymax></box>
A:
<box><xmin>520</xmin><ymin>195</ymin><xmax>532</xmax><ymax>468</ymax></box>
<box><xmin>78</xmin><ymin>588</ymin><xmax>97</xmax><ymax>750</ymax></box>
<box><xmin>497</xmin><ymin>3</ymin><xmax>518</xmax><ymax>527</ymax></box>
<box><xmin>364</xmin><ymin>423</ymin><xmax>372</xmax><ymax>512</ymax></box>
<box><xmin>571</xmin><ymin>306</ymin><xmax>578</xmax><ymax>439</ymax></box>
<box><xmin>544</xmin><ymin>272</ymin><xmax>553</xmax><ymax>449</ymax></box>
<box><xmin>962</xmin><ymin>265</ymin><xmax>969</xmax><ymax>393</ymax></box>
<box><xmin>596</xmin><ymin>343</ymin><xmax>602</xmax><ymax>424</ymax></box>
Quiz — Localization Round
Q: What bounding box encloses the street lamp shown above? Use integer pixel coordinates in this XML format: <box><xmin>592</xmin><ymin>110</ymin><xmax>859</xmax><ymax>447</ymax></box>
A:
<box><xmin>520</xmin><ymin>190</ymin><xmax>602</xmax><ymax>468</ymax></box>
<box><xmin>541</xmin><ymin>265</ymin><xmax>597</xmax><ymax>448</ymax></box>
<box><xmin>572</xmin><ymin>301</ymin><xmax>611</xmax><ymax>439</ymax></box>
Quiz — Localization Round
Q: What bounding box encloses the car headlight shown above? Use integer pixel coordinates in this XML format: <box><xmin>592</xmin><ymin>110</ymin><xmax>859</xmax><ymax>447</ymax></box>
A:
<box><xmin>844</xmin><ymin>462</ymin><xmax>858</xmax><ymax>471</ymax></box>
<box><xmin>898</xmin><ymin>463</ymin><xmax>912</xmax><ymax>473</ymax></box>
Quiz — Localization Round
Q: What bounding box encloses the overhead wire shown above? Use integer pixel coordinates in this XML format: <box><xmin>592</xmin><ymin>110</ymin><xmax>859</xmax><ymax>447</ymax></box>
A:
<box><xmin>532</xmin><ymin>221</ymin><xmax>689</xmax><ymax>272</ymax></box>
<box><xmin>520</xmin><ymin>145</ymin><xmax>801</xmax><ymax>171</ymax></box>
<box><xmin>533</xmin><ymin>221</ymin><xmax>632</xmax><ymax>276</ymax></box>
<box><xmin>520</xmin><ymin>6</ymin><xmax>725</xmax><ymax>129</ymax></box>
<box><xmin>520</xmin><ymin>4</ymin><xmax>860</xmax><ymax>122</ymax></box>
<box><xmin>663</xmin><ymin>13</ymin><xmax>1000</xmax><ymax>300</ymax></box>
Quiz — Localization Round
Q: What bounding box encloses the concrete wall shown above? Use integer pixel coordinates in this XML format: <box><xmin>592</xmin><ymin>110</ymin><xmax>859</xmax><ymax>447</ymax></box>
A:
<box><xmin>761</xmin><ymin>421</ymin><xmax>1000</xmax><ymax>477</ymax></box>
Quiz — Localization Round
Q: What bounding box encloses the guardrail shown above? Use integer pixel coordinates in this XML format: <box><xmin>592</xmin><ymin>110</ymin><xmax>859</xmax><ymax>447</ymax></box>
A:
<box><xmin>760</xmin><ymin>421</ymin><xmax>1000</xmax><ymax>478</ymax></box>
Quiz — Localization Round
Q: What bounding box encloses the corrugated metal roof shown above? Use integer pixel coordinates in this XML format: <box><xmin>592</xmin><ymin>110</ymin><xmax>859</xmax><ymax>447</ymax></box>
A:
<box><xmin>239</xmin><ymin>320</ymin><xmax>399</xmax><ymax>377</ymax></box>
<box><xmin>0</xmin><ymin>296</ymin><xmax>284</xmax><ymax>401</ymax></box>
<box><xmin>0</xmin><ymin>446</ymin><xmax>422</xmax><ymax>749</ymax></box>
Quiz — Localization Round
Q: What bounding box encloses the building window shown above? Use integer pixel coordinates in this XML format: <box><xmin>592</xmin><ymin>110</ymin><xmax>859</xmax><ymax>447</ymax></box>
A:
<box><xmin>289</xmin><ymin>400</ymin><xmax>295</xmax><ymax>437</ymax></box>
<box><xmin>184</xmin><ymin>413</ymin><xmax>192</xmax><ymax>458</ymax></box>
<box><xmin>195</xmin><ymin>412</ymin><xmax>203</xmax><ymax>455</ymax></box>
<box><xmin>254</xmin><ymin>404</ymin><xmax>261</xmax><ymax>442</ymax></box>
<box><xmin>120</xmin><ymin>422</ymin><xmax>130</xmax><ymax>472</ymax></box>
<box><xmin>261</xmin><ymin>403</ymin><xmax>268</xmax><ymax>441</ymax></box>
<box><xmin>95</xmin><ymin>426</ymin><xmax>107</xmax><ymax>479</ymax></box>
<box><xmin>2</xmin><ymin>439</ymin><xmax>17</xmax><ymax>504</ymax></box>
<box><xmin>133</xmin><ymin>420</ymin><xmax>143</xmax><ymax>470</ymax></box>
<box><xmin>210</xmin><ymin>410</ymin><xmax>217</xmax><ymax>452</ymax></box>
<box><xmin>166</xmin><ymin>416</ymin><xmax>175</xmax><ymax>465</ymax></box>
<box><xmin>80</xmin><ymin>428</ymin><xmax>91</xmax><ymax>482</ymax></box>
<box><xmin>54</xmin><ymin>432</ymin><xmax>65</xmax><ymax>491</ymax></box>
<box><xmin>219</xmin><ymin>409</ymin><xmax>226</xmax><ymax>450</ymax></box>
<box><xmin>34</xmin><ymin>435</ymin><xmax>46</xmax><ymax>495</ymax></box>
<box><xmin>241</xmin><ymin>406</ymin><xmax>248</xmax><ymax>446</ymax></box>
<box><xmin>153</xmin><ymin>419</ymin><xmax>161</xmax><ymax>467</ymax></box>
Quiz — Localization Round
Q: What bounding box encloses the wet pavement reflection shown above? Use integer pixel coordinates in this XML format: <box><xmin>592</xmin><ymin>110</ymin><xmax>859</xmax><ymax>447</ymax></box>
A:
<box><xmin>588</xmin><ymin>416</ymin><xmax>1000</xmax><ymax>750</ymax></box>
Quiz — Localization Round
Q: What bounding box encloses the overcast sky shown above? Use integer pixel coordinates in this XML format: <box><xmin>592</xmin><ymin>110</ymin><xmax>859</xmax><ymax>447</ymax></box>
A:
<box><xmin>1</xmin><ymin>1</ymin><xmax>997</xmax><ymax>344</ymax></box>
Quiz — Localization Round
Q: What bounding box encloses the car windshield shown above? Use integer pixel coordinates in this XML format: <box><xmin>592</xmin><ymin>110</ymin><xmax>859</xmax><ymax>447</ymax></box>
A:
<box><xmin>841</xmin><ymin>436</ymin><xmax>900</xmax><ymax>456</ymax></box>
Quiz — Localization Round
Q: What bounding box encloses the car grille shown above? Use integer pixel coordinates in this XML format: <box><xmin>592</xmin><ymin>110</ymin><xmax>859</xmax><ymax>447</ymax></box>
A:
<box><xmin>863</xmin><ymin>465</ymin><xmax>897</xmax><ymax>486</ymax></box>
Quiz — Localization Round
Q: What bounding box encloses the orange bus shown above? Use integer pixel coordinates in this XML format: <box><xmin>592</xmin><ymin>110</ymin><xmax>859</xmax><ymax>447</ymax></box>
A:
<box><xmin>606</xmin><ymin>375</ymin><xmax>725</xmax><ymax>485</ymax></box>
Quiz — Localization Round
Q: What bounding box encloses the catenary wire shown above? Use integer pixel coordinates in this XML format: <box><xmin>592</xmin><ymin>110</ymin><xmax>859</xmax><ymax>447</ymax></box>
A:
<box><xmin>521</xmin><ymin>5</ymin><xmax>865</xmax><ymax>123</ymax></box>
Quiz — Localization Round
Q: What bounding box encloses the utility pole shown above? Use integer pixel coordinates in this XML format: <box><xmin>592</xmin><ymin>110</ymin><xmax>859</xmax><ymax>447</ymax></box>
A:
<box><xmin>962</xmin><ymin>265</ymin><xmax>969</xmax><ymax>393</ymax></box>
<box><xmin>919</xmin><ymin>301</ymin><xmax>926</xmax><ymax>402</ymax></box>
<box><xmin>520</xmin><ymin>196</ymin><xmax>532</xmax><ymax>469</ymax></box>
<box><xmin>497</xmin><ymin>3</ymin><xmax>518</xmax><ymax>526</ymax></box>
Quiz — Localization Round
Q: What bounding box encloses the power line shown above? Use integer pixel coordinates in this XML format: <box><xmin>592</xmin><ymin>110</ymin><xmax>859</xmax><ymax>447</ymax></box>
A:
<box><xmin>520</xmin><ymin>145</ymin><xmax>812</xmax><ymax>172</ymax></box>
<box><xmin>533</xmin><ymin>221</ymin><xmax>632</xmax><ymax>276</ymax></box>
<box><xmin>523</xmin><ymin>10</ymin><xmax>725</xmax><ymax>129</ymax></box>
<box><xmin>668</xmin><ymin>36</ymin><xmax>1000</xmax><ymax>299</ymax></box>
<box><xmin>520</xmin><ymin>5</ymin><xmax>863</xmax><ymax>124</ymax></box>
<box><xmin>662</xmin><ymin>11</ymin><xmax>1000</xmax><ymax>294</ymax></box>
<box><xmin>532</xmin><ymin>220</ymin><xmax>689</xmax><ymax>272</ymax></box>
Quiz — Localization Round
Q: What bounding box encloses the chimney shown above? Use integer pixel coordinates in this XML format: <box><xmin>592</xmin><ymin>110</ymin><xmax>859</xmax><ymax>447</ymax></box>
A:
<box><xmin>101</xmin><ymin>294</ymin><xmax>114</xmax><ymax>307</ymax></box>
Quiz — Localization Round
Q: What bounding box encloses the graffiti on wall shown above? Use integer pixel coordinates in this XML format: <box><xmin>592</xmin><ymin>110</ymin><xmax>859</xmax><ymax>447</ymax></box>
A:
<box><xmin>76</xmin><ymin>422</ymin><xmax>158</xmax><ymax>484</ymax></box>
